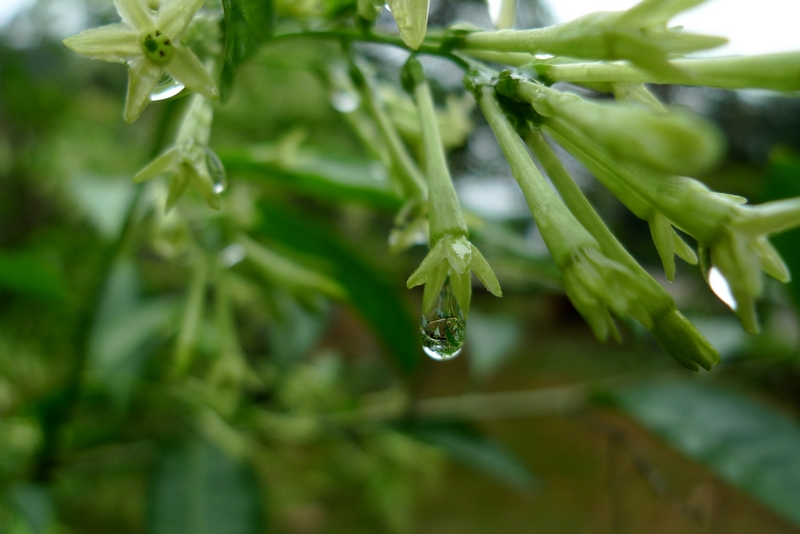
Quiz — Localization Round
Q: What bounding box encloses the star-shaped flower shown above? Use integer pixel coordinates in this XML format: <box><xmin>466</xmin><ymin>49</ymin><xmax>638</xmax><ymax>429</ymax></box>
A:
<box><xmin>63</xmin><ymin>0</ymin><xmax>218</xmax><ymax>123</ymax></box>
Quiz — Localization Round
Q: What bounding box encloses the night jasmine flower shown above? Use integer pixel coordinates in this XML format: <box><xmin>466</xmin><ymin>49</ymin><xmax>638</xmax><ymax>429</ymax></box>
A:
<box><xmin>63</xmin><ymin>0</ymin><xmax>218</xmax><ymax>123</ymax></box>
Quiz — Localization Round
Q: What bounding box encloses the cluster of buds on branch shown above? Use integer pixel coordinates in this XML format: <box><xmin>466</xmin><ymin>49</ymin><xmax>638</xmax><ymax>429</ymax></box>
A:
<box><xmin>63</xmin><ymin>0</ymin><xmax>800</xmax><ymax>371</ymax></box>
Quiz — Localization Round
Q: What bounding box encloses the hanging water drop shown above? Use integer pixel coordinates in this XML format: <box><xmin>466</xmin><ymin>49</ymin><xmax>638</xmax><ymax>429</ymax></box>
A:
<box><xmin>421</xmin><ymin>277</ymin><xmax>466</xmax><ymax>361</ymax></box>
<box><xmin>150</xmin><ymin>73</ymin><xmax>185</xmax><ymax>101</ymax></box>
<box><xmin>204</xmin><ymin>146</ymin><xmax>227</xmax><ymax>194</ymax></box>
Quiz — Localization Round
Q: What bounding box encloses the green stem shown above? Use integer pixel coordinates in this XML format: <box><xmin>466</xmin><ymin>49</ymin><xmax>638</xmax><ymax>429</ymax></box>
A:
<box><xmin>405</xmin><ymin>58</ymin><xmax>466</xmax><ymax>243</ymax></box>
<box><xmin>351</xmin><ymin>63</ymin><xmax>427</xmax><ymax>200</ymax></box>
<box><xmin>270</xmin><ymin>29</ymin><xmax>446</xmax><ymax>57</ymax></box>
<box><xmin>744</xmin><ymin>197</ymin><xmax>800</xmax><ymax>236</ymax></box>
<box><xmin>476</xmin><ymin>86</ymin><xmax>595</xmax><ymax>265</ymax></box>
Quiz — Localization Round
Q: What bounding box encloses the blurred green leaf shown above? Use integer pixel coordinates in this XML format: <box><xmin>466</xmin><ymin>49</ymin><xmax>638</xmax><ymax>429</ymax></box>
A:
<box><xmin>762</xmin><ymin>148</ymin><xmax>800</xmax><ymax>313</ymax></box>
<box><xmin>467</xmin><ymin>309</ymin><xmax>522</xmax><ymax>383</ymax></box>
<box><xmin>222</xmin><ymin>148</ymin><xmax>402</xmax><ymax>211</ymax></box>
<box><xmin>221</xmin><ymin>0</ymin><xmax>274</xmax><ymax>100</ymax></box>
<box><xmin>257</xmin><ymin>200</ymin><xmax>419</xmax><ymax>373</ymax></box>
<box><xmin>147</xmin><ymin>440</ymin><xmax>264</xmax><ymax>534</ymax></box>
<box><xmin>88</xmin><ymin>262</ymin><xmax>178</xmax><ymax>409</ymax></box>
<box><xmin>408</xmin><ymin>421</ymin><xmax>537</xmax><ymax>492</ymax></box>
<box><xmin>7</xmin><ymin>483</ymin><xmax>54</xmax><ymax>534</ymax></box>
<box><xmin>0</xmin><ymin>253</ymin><xmax>66</xmax><ymax>302</ymax></box>
<box><xmin>69</xmin><ymin>177</ymin><xmax>135</xmax><ymax>239</ymax></box>
<box><xmin>615</xmin><ymin>379</ymin><xmax>800</xmax><ymax>526</ymax></box>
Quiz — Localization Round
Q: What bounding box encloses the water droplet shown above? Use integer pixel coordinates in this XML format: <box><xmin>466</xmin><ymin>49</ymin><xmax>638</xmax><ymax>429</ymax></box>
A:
<box><xmin>330</xmin><ymin>90</ymin><xmax>361</xmax><ymax>113</ymax></box>
<box><xmin>708</xmin><ymin>266</ymin><xmax>737</xmax><ymax>310</ymax></box>
<box><xmin>421</xmin><ymin>278</ymin><xmax>466</xmax><ymax>361</ymax></box>
<box><xmin>150</xmin><ymin>73</ymin><xmax>185</xmax><ymax>101</ymax></box>
<box><xmin>220</xmin><ymin>243</ymin><xmax>247</xmax><ymax>268</ymax></box>
<box><xmin>204</xmin><ymin>146</ymin><xmax>227</xmax><ymax>194</ymax></box>
<box><xmin>368</xmin><ymin>162</ymin><xmax>388</xmax><ymax>181</ymax></box>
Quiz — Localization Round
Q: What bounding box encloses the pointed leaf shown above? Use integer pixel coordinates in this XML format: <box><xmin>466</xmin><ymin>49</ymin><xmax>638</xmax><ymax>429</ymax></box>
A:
<box><xmin>257</xmin><ymin>201</ymin><xmax>419</xmax><ymax>373</ymax></box>
<box><xmin>221</xmin><ymin>0</ymin><xmax>274</xmax><ymax>100</ymax></box>
<box><xmin>147</xmin><ymin>440</ymin><xmax>264</xmax><ymax>534</ymax></box>
<box><xmin>615</xmin><ymin>380</ymin><xmax>800</xmax><ymax>527</ymax></box>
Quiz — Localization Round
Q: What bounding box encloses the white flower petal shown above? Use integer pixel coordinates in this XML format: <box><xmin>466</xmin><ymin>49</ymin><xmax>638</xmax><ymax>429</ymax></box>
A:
<box><xmin>63</xmin><ymin>24</ymin><xmax>141</xmax><ymax>63</ymax></box>
<box><xmin>165</xmin><ymin>46</ymin><xmax>218</xmax><ymax>99</ymax></box>
<box><xmin>114</xmin><ymin>0</ymin><xmax>155</xmax><ymax>30</ymax></box>
<box><xmin>124</xmin><ymin>56</ymin><xmax>162</xmax><ymax>123</ymax></box>
<box><xmin>157</xmin><ymin>0</ymin><xmax>206</xmax><ymax>39</ymax></box>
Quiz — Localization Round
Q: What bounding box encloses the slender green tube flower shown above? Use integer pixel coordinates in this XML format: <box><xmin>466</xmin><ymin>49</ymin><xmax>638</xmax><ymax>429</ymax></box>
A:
<box><xmin>350</xmin><ymin>62</ymin><xmax>427</xmax><ymax>202</ymax></box>
<box><xmin>63</xmin><ymin>0</ymin><xmax>218</xmax><ymax>123</ymax></box>
<box><xmin>402</xmin><ymin>58</ymin><xmax>501</xmax><ymax>318</ymax></box>
<box><xmin>135</xmin><ymin>93</ymin><xmax>226</xmax><ymax>210</ymax></box>
<box><xmin>387</xmin><ymin>0</ymin><xmax>430</xmax><ymax>50</ymax></box>
<box><xmin>525</xmin><ymin>130</ymin><xmax>718</xmax><ymax>370</ymax></box>
<box><xmin>505</xmin><ymin>76</ymin><xmax>725</xmax><ymax>177</ymax></box>
<box><xmin>542</xmin><ymin>112</ymin><xmax>800</xmax><ymax>334</ymax></box>
<box><xmin>460</xmin><ymin>0</ymin><xmax>726</xmax><ymax>78</ymax></box>
<box><xmin>238</xmin><ymin>234</ymin><xmax>347</xmax><ymax>301</ymax></box>
<box><xmin>544</xmin><ymin>118</ymin><xmax>698</xmax><ymax>281</ymax></box>
<box><xmin>526</xmin><ymin>52</ymin><xmax>800</xmax><ymax>93</ymax></box>
<box><xmin>476</xmin><ymin>83</ymin><xmax>663</xmax><ymax>343</ymax></box>
<box><xmin>494</xmin><ymin>72</ymin><xmax>697</xmax><ymax>280</ymax></box>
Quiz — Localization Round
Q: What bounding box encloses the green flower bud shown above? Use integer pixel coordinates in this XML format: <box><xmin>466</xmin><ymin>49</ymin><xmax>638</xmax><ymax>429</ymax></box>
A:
<box><xmin>514</xmin><ymin>81</ymin><xmax>725</xmax><ymax>177</ymax></box>
<box><xmin>461</xmin><ymin>0</ymin><xmax>726</xmax><ymax>78</ymax></box>
<box><xmin>387</xmin><ymin>0</ymin><xmax>430</xmax><ymax>50</ymax></box>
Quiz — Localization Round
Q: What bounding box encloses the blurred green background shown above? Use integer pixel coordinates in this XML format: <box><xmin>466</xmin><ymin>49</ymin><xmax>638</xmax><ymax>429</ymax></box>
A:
<box><xmin>2</xmin><ymin>0</ymin><xmax>800</xmax><ymax>532</ymax></box>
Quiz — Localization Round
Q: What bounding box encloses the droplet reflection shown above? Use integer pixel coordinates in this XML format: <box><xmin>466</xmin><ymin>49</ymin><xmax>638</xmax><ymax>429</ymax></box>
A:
<box><xmin>150</xmin><ymin>73</ymin><xmax>185</xmax><ymax>101</ymax></box>
<box><xmin>204</xmin><ymin>147</ymin><xmax>227</xmax><ymax>194</ymax></box>
<box><xmin>421</xmin><ymin>277</ymin><xmax>466</xmax><ymax>361</ymax></box>
<box><xmin>708</xmin><ymin>266</ymin><xmax>737</xmax><ymax>310</ymax></box>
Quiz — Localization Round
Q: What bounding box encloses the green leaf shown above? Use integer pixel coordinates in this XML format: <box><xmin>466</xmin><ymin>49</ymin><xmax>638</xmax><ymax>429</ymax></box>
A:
<box><xmin>221</xmin><ymin>148</ymin><xmax>402</xmax><ymax>212</ymax></box>
<box><xmin>7</xmin><ymin>484</ymin><xmax>55</xmax><ymax>534</ymax></box>
<box><xmin>147</xmin><ymin>440</ymin><xmax>264</xmax><ymax>534</ymax></box>
<box><xmin>88</xmin><ymin>262</ymin><xmax>178</xmax><ymax>409</ymax></box>
<box><xmin>0</xmin><ymin>252</ymin><xmax>66</xmax><ymax>302</ymax></box>
<box><xmin>221</xmin><ymin>0</ymin><xmax>274</xmax><ymax>100</ymax></box>
<box><xmin>257</xmin><ymin>200</ymin><xmax>419</xmax><ymax>373</ymax></box>
<box><xmin>615</xmin><ymin>379</ymin><xmax>800</xmax><ymax>526</ymax></box>
<box><xmin>467</xmin><ymin>309</ymin><xmax>522</xmax><ymax>383</ymax></box>
<box><xmin>407</xmin><ymin>421</ymin><xmax>537</xmax><ymax>492</ymax></box>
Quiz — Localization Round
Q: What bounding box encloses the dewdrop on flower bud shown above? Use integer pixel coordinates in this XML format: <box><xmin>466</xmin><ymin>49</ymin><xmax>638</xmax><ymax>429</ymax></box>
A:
<box><xmin>421</xmin><ymin>277</ymin><xmax>466</xmax><ymax>361</ymax></box>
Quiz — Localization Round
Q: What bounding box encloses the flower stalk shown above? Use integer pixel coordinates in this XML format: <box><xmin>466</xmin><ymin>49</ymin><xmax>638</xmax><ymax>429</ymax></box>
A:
<box><xmin>403</xmin><ymin>58</ymin><xmax>501</xmax><ymax>317</ymax></box>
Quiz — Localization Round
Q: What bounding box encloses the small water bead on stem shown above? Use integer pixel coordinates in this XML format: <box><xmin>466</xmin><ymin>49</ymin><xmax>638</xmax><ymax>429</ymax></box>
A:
<box><xmin>421</xmin><ymin>277</ymin><xmax>466</xmax><ymax>361</ymax></box>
